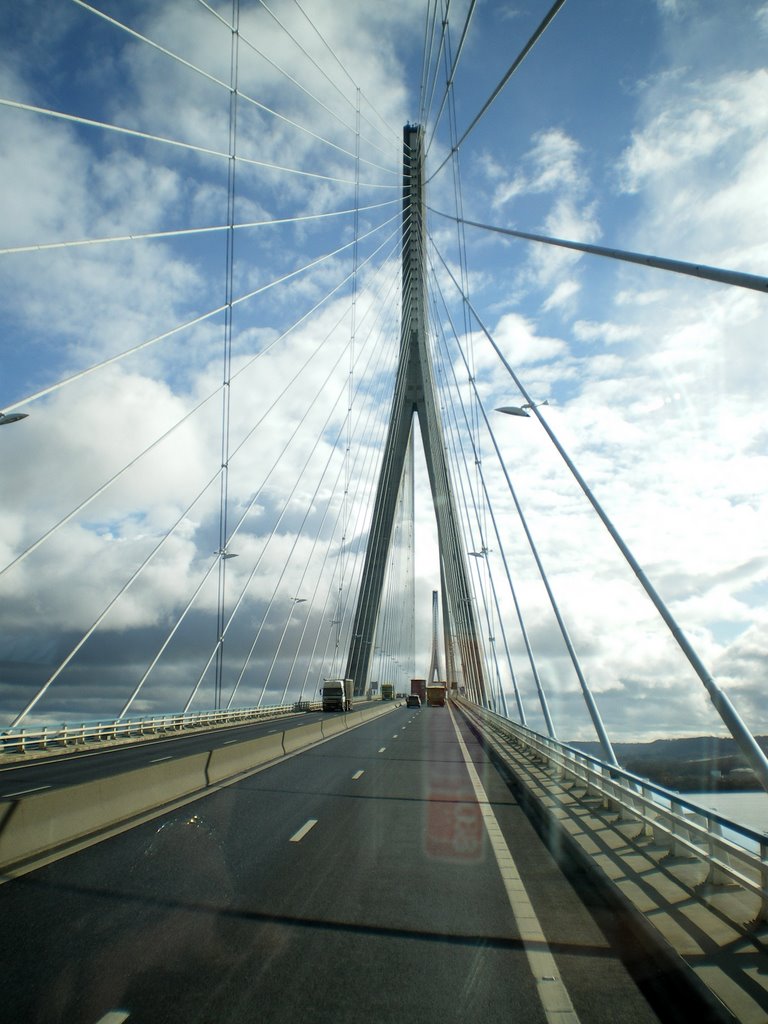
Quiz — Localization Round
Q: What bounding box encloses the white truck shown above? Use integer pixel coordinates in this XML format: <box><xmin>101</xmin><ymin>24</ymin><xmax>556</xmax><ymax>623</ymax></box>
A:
<box><xmin>321</xmin><ymin>678</ymin><xmax>354</xmax><ymax>712</ymax></box>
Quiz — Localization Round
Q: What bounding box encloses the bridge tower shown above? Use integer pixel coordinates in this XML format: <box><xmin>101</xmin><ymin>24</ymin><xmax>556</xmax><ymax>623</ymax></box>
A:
<box><xmin>345</xmin><ymin>125</ymin><xmax>486</xmax><ymax>703</ymax></box>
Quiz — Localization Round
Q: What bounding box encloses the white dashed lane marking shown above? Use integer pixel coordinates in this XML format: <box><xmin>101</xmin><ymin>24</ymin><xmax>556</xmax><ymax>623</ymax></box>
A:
<box><xmin>289</xmin><ymin>819</ymin><xmax>318</xmax><ymax>843</ymax></box>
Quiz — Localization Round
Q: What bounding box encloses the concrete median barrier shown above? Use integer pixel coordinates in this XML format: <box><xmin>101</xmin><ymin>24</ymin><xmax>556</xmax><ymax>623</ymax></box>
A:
<box><xmin>320</xmin><ymin>715</ymin><xmax>348</xmax><ymax>738</ymax></box>
<box><xmin>0</xmin><ymin>751</ymin><xmax>210</xmax><ymax>870</ymax></box>
<box><xmin>206</xmin><ymin>732</ymin><xmax>285</xmax><ymax>784</ymax></box>
<box><xmin>281</xmin><ymin>721</ymin><xmax>323</xmax><ymax>754</ymax></box>
<box><xmin>358</xmin><ymin>702</ymin><xmax>402</xmax><ymax>722</ymax></box>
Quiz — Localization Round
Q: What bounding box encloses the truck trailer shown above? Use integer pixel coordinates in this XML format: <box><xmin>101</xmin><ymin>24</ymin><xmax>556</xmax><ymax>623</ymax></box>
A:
<box><xmin>410</xmin><ymin>678</ymin><xmax>426</xmax><ymax>704</ymax></box>
<box><xmin>426</xmin><ymin>684</ymin><xmax>447</xmax><ymax>707</ymax></box>
<box><xmin>321</xmin><ymin>678</ymin><xmax>353</xmax><ymax>711</ymax></box>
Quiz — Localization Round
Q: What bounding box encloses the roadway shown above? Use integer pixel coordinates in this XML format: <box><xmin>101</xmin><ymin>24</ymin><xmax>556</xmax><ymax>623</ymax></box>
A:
<box><xmin>0</xmin><ymin>704</ymin><xmax>698</xmax><ymax>1023</ymax></box>
<box><xmin>0</xmin><ymin>702</ymin><xmax>381</xmax><ymax>797</ymax></box>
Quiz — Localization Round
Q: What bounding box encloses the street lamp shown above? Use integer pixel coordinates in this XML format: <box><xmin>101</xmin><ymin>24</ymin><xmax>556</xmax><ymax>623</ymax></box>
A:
<box><xmin>0</xmin><ymin>411</ymin><xmax>28</xmax><ymax>426</ymax></box>
<box><xmin>495</xmin><ymin>400</ymin><xmax>549</xmax><ymax>418</ymax></box>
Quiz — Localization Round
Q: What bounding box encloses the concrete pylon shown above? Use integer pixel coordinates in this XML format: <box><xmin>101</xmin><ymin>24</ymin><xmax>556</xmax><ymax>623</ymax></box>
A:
<box><xmin>345</xmin><ymin>124</ymin><xmax>486</xmax><ymax>703</ymax></box>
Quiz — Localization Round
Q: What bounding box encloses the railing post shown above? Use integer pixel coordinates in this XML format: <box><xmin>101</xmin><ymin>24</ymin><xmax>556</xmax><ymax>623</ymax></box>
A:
<box><xmin>667</xmin><ymin>801</ymin><xmax>702</xmax><ymax>859</ymax></box>
<box><xmin>614</xmin><ymin>778</ymin><xmax>630</xmax><ymax>820</ymax></box>
<box><xmin>667</xmin><ymin>797</ymin><xmax>685</xmax><ymax>855</ymax></box>
<box><xmin>639</xmin><ymin>783</ymin><xmax>654</xmax><ymax>836</ymax></box>
<box><xmin>704</xmin><ymin>813</ymin><xmax>733</xmax><ymax>886</ymax></box>
<box><xmin>603</xmin><ymin>767</ymin><xmax>614</xmax><ymax>809</ymax></box>
<box><xmin>551</xmin><ymin>746</ymin><xmax>565</xmax><ymax>782</ymax></box>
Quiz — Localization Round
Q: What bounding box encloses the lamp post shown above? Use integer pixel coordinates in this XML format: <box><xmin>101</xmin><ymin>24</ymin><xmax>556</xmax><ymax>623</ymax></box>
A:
<box><xmin>495</xmin><ymin>401</ymin><xmax>617</xmax><ymax>766</ymax></box>
<box><xmin>274</xmin><ymin>598</ymin><xmax>307</xmax><ymax>706</ymax></box>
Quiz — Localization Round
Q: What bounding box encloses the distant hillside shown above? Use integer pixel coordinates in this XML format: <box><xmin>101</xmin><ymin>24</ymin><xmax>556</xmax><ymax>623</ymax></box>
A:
<box><xmin>564</xmin><ymin>735</ymin><xmax>768</xmax><ymax>792</ymax></box>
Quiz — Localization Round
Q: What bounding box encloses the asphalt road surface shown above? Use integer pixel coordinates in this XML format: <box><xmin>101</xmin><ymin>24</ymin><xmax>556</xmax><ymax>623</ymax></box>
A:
<box><xmin>0</xmin><ymin>705</ymin><xmax>682</xmax><ymax>1024</ymax></box>
<box><xmin>0</xmin><ymin>703</ymin><xmax>381</xmax><ymax>796</ymax></box>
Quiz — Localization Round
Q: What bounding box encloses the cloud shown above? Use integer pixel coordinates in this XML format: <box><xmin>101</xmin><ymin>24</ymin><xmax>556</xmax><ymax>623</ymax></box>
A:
<box><xmin>491</xmin><ymin>128</ymin><xmax>587</xmax><ymax>208</ymax></box>
<box><xmin>491</xmin><ymin>313</ymin><xmax>568</xmax><ymax>366</ymax></box>
<box><xmin>541</xmin><ymin>279</ymin><xmax>580</xmax><ymax>312</ymax></box>
<box><xmin>618</xmin><ymin>70</ymin><xmax>768</xmax><ymax>196</ymax></box>
<box><xmin>572</xmin><ymin>320</ymin><xmax>642</xmax><ymax>345</ymax></box>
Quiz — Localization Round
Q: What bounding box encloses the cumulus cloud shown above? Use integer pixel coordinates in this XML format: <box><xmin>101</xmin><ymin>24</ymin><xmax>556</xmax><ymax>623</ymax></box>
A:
<box><xmin>492</xmin><ymin>313</ymin><xmax>568</xmax><ymax>366</ymax></box>
<box><xmin>491</xmin><ymin>128</ymin><xmax>587</xmax><ymax>207</ymax></box>
<box><xmin>572</xmin><ymin>321</ymin><xmax>642</xmax><ymax>345</ymax></box>
<box><xmin>618</xmin><ymin>71</ymin><xmax>768</xmax><ymax>195</ymax></box>
<box><xmin>541</xmin><ymin>279</ymin><xmax>580</xmax><ymax>312</ymax></box>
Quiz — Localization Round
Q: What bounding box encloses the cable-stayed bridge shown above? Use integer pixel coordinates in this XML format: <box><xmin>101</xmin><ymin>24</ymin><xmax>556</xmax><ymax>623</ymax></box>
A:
<box><xmin>1</xmin><ymin>2</ymin><xmax>768</xmax><ymax>1022</ymax></box>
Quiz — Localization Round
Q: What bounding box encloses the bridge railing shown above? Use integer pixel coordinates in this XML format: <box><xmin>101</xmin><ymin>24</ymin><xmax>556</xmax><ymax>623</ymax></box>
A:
<box><xmin>0</xmin><ymin>700</ymin><xmax>323</xmax><ymax>756</ymax></box>
<box><xmin>458</xmin><ymin>698</ymin><xmax>768</xmax><ymax>918</ymax></box>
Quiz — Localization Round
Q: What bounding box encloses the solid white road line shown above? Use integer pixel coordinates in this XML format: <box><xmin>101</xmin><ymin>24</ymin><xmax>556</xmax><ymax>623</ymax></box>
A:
<box><xmin>149</xmin><ymin>756</ymin><xmax>172</xmax><ymax>764</ymax></box>
<box><xmin>352</xmin><ymin>770</ymin><xmax>364</xmax><ymax>780</ymax></box>
<box><xmin>447</xmin><ymin>703</ymin><xmax>581</xmax><ymax>1024</ymax></box>
<box><xmin>2</xmin><ymin>784</ymin><xmax>51</xmax><ymax>799</ymax></box>
<box><xmin>95</xmin><ymin>1011</ymin><xmax>130</xmax><ymax>1024</ymax></box>
<box><xmin>289</xmin><ymin>819</ymin><xmax>318</xmax><ymax>843</ymax></box>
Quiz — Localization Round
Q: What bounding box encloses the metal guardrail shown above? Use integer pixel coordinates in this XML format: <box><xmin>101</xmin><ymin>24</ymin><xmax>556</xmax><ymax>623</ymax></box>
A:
<box><xmin>458</xmin><ymin>698</ymin><xmax>768</xmax><ymax>919</ymax></box>
<box><xmin>0</xmin><ymin>700</ymin><xmax>323</xmax><ymax>756</ymax></box>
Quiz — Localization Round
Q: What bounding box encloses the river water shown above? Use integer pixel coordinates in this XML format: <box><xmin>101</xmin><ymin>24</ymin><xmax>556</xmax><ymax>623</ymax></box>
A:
<box><xmin>681</xmin><ymin>790</ymin><xmax>768</xmax><ymax>837</ymax></box>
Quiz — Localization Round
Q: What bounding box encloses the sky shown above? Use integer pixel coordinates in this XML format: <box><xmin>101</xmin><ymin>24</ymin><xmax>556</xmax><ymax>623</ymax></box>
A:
<box><xmin>0</xmin><ymin>0</ymin><xmax>766</xmax><ymax>744</ymax></box>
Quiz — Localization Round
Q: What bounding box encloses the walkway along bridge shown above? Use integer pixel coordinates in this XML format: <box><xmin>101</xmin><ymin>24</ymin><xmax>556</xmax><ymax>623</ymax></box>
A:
<box><xmin>1</xmin><ymin>2</ymin><xmax>768</xmax><ymax>1022</ymax></box>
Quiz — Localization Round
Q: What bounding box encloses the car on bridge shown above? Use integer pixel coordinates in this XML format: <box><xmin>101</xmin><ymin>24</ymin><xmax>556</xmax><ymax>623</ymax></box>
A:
<box><xmin>405</xmin><ymin>694</ymin><xmax>421</xmax><ymax>708</ymax></box>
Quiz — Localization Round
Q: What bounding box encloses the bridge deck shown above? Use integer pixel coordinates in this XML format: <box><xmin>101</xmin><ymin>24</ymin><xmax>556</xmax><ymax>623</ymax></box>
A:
<box><xmin>0</xmin><ymin>703</ymin><xmax>712</xmax><ymax>1024</ymax></box>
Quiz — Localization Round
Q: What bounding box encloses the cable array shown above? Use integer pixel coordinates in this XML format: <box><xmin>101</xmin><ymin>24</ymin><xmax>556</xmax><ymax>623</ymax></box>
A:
<box><xmin>1</xmin><ymin>0</ymin><xmax>405</xmax><ymax>724</ymax></box>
